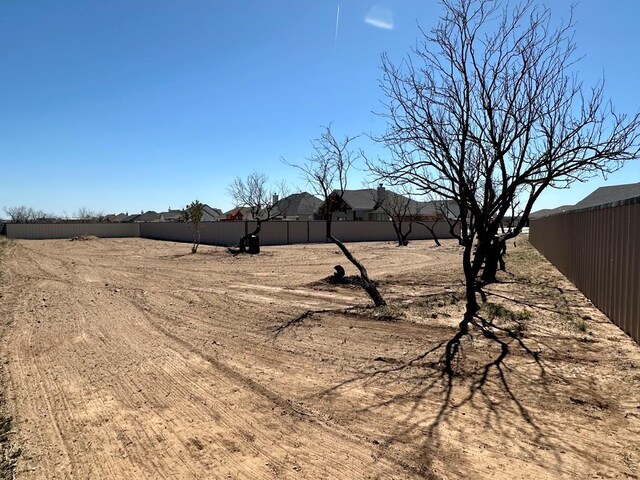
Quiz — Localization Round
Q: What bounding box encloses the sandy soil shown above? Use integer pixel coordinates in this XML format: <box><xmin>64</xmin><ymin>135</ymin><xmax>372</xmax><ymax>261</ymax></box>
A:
<box><xmin>0</xmin><ymin>236</ymin><xmax>639</xmax><ymax>479</ymax></box>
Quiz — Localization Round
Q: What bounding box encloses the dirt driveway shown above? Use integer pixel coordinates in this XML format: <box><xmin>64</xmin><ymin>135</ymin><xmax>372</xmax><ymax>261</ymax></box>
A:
<box><xmin>0</xmin><ymin>237</ymin><xmax>639</xmax><ymax>479</ymax></box>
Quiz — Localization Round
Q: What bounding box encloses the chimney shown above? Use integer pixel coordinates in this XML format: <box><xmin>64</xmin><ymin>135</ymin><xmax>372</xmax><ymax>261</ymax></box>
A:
<box><xmin>377</xmin><ymin>184</ymin><xmax>386</xmax><ymax>203</ymax></box>
<box><xmin>272</xmin><ymin>193</ymin><xmax>279</xmax><ymax>205</ymax></box>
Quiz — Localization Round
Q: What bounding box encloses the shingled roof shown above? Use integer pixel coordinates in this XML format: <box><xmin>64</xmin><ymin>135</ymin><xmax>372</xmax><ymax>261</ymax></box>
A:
<box><xmin>272</xmin><ymin>192</ymin><xmax>322</xmax><ymax>217</ymax></box>
<box><xmin>337</xmin><ymin>189</ymin><xmax>381</xmax><ymax>210</ymax></box>
<box><xmin>531</xmin><ymin>182</ymin><xmax>640</xmax><ymax>218</ymax></box>
<box><xmin>572</xmin><ymin>182</ymin><xmax>640</xmax><ymax>209</ymax></box>
<box><xmin>529</xmin><ymin>205</ymin><xmax>573</xmax><ymax>219</ymax></box>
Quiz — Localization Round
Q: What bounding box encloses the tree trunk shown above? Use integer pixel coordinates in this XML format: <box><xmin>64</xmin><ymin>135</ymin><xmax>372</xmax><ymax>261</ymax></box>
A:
<box><xmin>328</xmin><ymin>234</ymin><xmax>386</xmax><ymax>307</ymax></box>
<box><xmin>420</xmin><ymin>222</ymin><xmax>442</xmax><ymax>247</ymax></box>
<box><xmin>237</xmin><ymin>220</ymin><xmax>263</xmax><ymax>254</ymax></box>
<box><xmin>192</xmin><ymin>229</ymin><xmax>200</xmax><ymax>253</ymax></box>
<box><xmin>401</xmin><ymin>223</ymin><xmax>412</xmax><ymax>246</ymax></box>
<box><xmin>391</xmin><ymin>220</ymin><xmax>407</xmax><ymax>246</ymax></box>
<box><xmin>191</xmin><ymin>227</ymin><xmax>200</xmax><ymax>253</ymax></box>
<box><xmin>462</xmin><ymin>242</ymin><xmax>479</xmax><ymax>315</ymax></box>
<box><xmin>480</xmin><ymin>239</ymin><xmax>506</xmax><ymax>285</ymax></box>
<box><xmin>394</xmin><ymin>224</ymin><xmax>403</xmax><ymax>246</ymax></box>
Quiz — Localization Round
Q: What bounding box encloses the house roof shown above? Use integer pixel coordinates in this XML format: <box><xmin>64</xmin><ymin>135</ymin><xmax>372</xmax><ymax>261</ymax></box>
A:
<box><xmin>136</xmin><ymin>211</ymin><xmax>160</xmax><ymax>222</ymax></box>
<box><xmin>121</xmin><ymin>214</ymin><xmax>141</xmax><ymax>222</ymax></box>
<box><xmin>531</xmin><ymin>182</ymin><xmax>640</xmax><ymax>218</ymax></box>
<box><xmin>412</xmin><ymin>199</ymin><xmax>460</xmax><ymax>218</ymax></box>
<box><xmin>272</xmin><ymin>192</ymin><xmax>322</xmax><ymax>217</ymax></box>
<box><xmin>202</xmin><ymin>205</ymin><xmax>223</xmax><ymax>220</ymax></box>
<box><xmin>529</xmin><ymin>205</ymin><xmax>573</xmax><ymax>219</ymax></box>
<box><xmin>224</xmin><ymin>207</ymin><xmax>256</xmax><ymax>220</ymax></box>
<box><xmin>160</xmin><ymin>209</ymin><xmax>183</xmax><ymax>220</ymax></box>
<box><xmin>572</xmin><ymin>182</ymin><xmax>640</xmax><ymax>209</ymax></box>
<box><xmin>336</xmin><ymin>189</ymin><xmax>381</xmax><ymax>210</ymax></box>
<box><xmin>108</xmin><ymin>213</ymin><xmax>127</xmax><ymax>222</ymax></box>
<box><xmin>326</xmin><ymin>188</ymin><xmax>460</xmax><ymax>218</ymax></box>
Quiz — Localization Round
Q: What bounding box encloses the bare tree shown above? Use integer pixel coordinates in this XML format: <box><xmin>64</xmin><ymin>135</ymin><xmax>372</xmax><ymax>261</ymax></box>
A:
<box><xmin>4</xmin><ymin>206</ymin><xmax>50</xmax><ymax>223</ymax></box>
<box><xmin>227</xmin><ymin>172</ymin><xmax>289</xmax><ymax>253</ymax></box>
<box><xmin>4</xmin><ymin>206</ymin><xmax>32</xmax><ymax>223</ymax></box>
<box><xmin>372</xmin><ymin>0</ymin><xmax>640</xmax><ymax>331</ymax></box>
<box><xmin>416</xmin><ymin>200</ymin><xmax>460</xmax><ymax>247</ymax></box>
<box><xmin>290</xmin><ymin>126</ymin><xmax>386</xmax><ymax>307</ymax></box>
<box><xmin>75</xmin><ymin>207</ymin><xmax>105</xmax><ymax>223</ymax></box>
<box><xmin>369</xmin><ymin>185</ymin><xmax>420</xmax><ymax>246</ymax></box>
<box><xmin>181</xmin><ymin>200</ymin><xmax>204</xmax><ymax>253</ymax></box>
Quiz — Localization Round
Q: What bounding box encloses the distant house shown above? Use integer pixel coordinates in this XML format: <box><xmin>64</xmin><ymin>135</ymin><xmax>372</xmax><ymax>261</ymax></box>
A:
<box><xmin>412</xmin><ymin>199</ymin><xmax>460</xmax><ymax>222</ymax></box>
<box><xmin>159</xmin><ymin>210</ymin><xmax>183</xmax><ymax>222</ymax></box>
<box><xmin>572</xmin><ymin>182</ymin><xmax>640</xmax><ymax>209</ymax></box>
<box><xmin>121</xmin><ymin>214</ymin><xmax>141</xmax><ymax>223</ymax></box>
<box><xmin>108</xmin><ymin>213</ymin><xmax>128</xmax><ymax>223</ymax></box>
<box><xmin>134</xmin><ymin>211</ymin><xmax>161</xmax><ymax>222</ymax></box>
<box><xmin>318</xmin><ymin>185</ymin><xmax>456</xmax><ymax>222</ymax></box>
<box><xmin>319</xmin><ymin>187</ymin><xmax>388</xmax><ymax>221</ymax></box>
<box><xmin>159</xmin><ymin>205</ymin><xmax>222</xmax><ymax>222</ymax></box>
<box><xmin>223</xmin><ymin>207</ymin><xmax>255</xmax><ymax>221</ymax></box>
<box><xmin>202</xmin><ymin>205</ymin><xmax>223</xmax><ymax>222</ymax></box>
<box><xmin>531</xmin><ymin>181</ymin><xmax>640</xmax><ymax>218</ymax></box>
<box><xmin>529</xmin><ymin>205</ymin><xmax>573</xmax><ymax>219</ymax></box>
<box><xmin>269</xmin><ymin>192</ymin><xmax>322</xmax><ymax>221</ymax></box>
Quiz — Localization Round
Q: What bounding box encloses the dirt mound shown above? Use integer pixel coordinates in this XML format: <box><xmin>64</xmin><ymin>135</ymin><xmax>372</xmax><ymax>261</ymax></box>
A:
<box><xmin>310</xmin><ymin>274</ymin><xmax>380</xmax><ymax>289</ymax></box>
<box><xmin>69</xmin><ymin>235</ymin><xmax>98</xmax><ymax>242</ymax></box>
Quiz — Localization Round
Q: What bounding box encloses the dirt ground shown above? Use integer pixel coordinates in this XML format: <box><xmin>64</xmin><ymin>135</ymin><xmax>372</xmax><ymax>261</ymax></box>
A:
<box><xmin>0</xmin><ymin>235</ymin><xmax>639</xmax><ymax>479</ymax></box>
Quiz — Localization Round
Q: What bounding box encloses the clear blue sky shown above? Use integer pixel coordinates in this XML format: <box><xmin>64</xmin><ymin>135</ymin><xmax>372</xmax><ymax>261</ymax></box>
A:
<box><xmin>1</xmin><ymin>0</ymin><xmax>638</xmax><ymax>216</ymax></box>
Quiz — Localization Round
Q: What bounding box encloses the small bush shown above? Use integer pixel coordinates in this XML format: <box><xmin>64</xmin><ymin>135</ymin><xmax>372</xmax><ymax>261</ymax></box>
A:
<box><xmin>483</xmin><ymin>302</ymin><xmax>532</xmax><ymax>337</ymax></box>
<box><xmin>484</xmin><ymin>302</ymin><xmax>511</xmax><ymax>320</ymax></box>
<box><xmin>484</xmin><ymin>302</ymin><xmax>531</xmax><ymax>322</ymax></box>
<box><xmin>574</xmin><ymin>319</ymin><xmax>589</xmax><ymax>333</ymax></box>
<box><xmin>371</xmin><ymin>304</ymin><xmax>405</xmax><ymax>321</ymax></box>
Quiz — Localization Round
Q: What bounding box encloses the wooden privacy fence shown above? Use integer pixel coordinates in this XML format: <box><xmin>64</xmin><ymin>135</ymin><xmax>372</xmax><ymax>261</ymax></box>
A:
<box><xmin>5</xmin><ymin>220</ymin><xmax>454</xmax><ymax>246</ymax></box>
<box><xmin>529</xmin><ymin>196</ymin><xmax>640</xmax><ymax>344</ymax></box>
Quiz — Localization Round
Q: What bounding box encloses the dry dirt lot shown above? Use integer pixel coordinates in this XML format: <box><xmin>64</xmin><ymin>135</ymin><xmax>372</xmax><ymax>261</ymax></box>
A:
<box><xmin>0</xmin><ymin>236</ymin><xmax>639</xmax><ymax>479</ymax></box>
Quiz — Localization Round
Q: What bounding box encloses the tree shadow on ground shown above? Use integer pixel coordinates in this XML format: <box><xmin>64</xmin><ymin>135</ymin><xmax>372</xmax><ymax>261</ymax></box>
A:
<box><xmin>268</xmin><ymin>240</ymin><xmax>627</xmax><ymax>477</ymax></box>
<box><xmin>285</xmin><ymin>305</ymin><xmax>615</xmax><ymax>477</ymax></box>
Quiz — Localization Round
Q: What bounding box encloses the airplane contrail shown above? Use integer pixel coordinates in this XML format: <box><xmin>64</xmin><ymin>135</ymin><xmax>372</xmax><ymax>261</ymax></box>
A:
<box><xmin>333</xmin><ymin>4</ymin><xmax>340</xmax><ymax>57</ymax></box>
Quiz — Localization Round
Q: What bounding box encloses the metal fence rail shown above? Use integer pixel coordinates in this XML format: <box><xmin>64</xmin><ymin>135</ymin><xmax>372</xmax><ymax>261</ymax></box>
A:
<box><xmin>530</xmin><ymin>197</ymin><xmax>640</xmax><ymax>344</ymax></box>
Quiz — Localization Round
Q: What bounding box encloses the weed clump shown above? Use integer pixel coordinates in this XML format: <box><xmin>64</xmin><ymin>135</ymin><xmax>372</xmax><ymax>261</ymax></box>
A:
<box><xmin>483</xmin><ymin>302</ymin><xmax>532</xmax><ymax>338</ymax></box>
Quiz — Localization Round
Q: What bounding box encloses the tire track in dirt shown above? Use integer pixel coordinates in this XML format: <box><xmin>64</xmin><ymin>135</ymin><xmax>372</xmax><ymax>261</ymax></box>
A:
<box><xmin>3</xmin><ymin>241</ymin><xmax>411</xmax><ymax>479</ymax></box>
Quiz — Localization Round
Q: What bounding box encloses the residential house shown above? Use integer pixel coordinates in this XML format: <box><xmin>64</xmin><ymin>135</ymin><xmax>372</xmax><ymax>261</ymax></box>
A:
<box><xmin>107</xmin><ymin>213</ymin><xmax>128</xmax><ymax>223</ymax></box>
<box><xmin>134</xmin><ymin>211</ymin><xmax>161</xmax><ymax>222</ymax></box>
<box><xmin>269</xmin><ymin>192</ymin><xmax>322</xmax><ymax>221</ymax></box>
<box><xmin>320</xmin><ymin>187</ymin><xmax>388</xmax><ymax>221</ymax></box>
<box><xmin>223</xmin><ymin>207</ymin><xmax>255</xmax><ymax>221</ymax></box>
<box><xmin>121</xmin><ymin>213</ymin><xmax>141</xmax><ymax>223</ymax></box>
<box><xmin>202</xmin><ymin>205</ymin><xmax>223</xmax><ymax>222</ymax></box>
<box><xmin>159</xmin><ymin>205</ymin><xmax>223</xmax><ymax>222</ymax></box>
<box><xmin>319</xmin><ymin>185</ymin><xmax>457</xmax><ymax>222</ymax></box>
<box><xmin>159</xmin><ymin>210</ymin><xmax>183</xmax><ymax>222</ymax></box>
